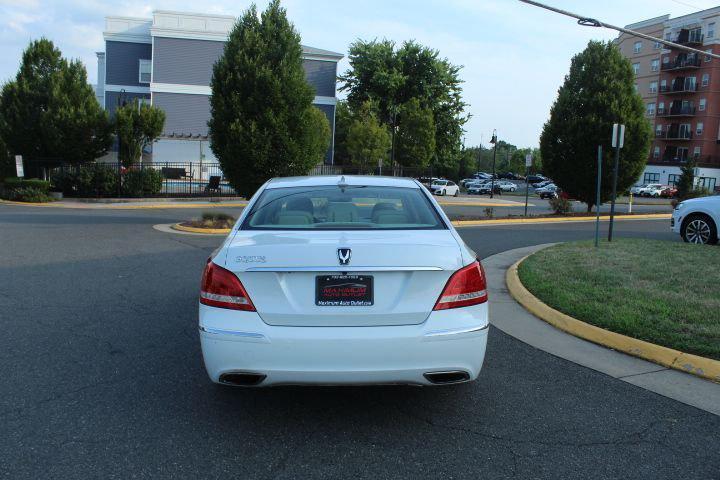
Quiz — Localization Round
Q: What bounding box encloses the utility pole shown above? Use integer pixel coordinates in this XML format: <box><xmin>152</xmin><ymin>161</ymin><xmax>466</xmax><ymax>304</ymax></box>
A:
<box><xmin>389</xmin><ymin>105</ymin><xmax>397</xmax><ymax>171</ymax></box>
<box><xmin>524</xmin><ymin>153</ymin><xmax>532</xmax><ymax>216</ymax></box>
<box><xmin>490</xmin><ymin>130</ymin><xmax>498</xmax><ymax>199</ymax></box>
<box><xmin>594</xmin><ymin>145</ymin><xmax>602</xmax><ymax>247</ymax></box>
<box><xmin>608</xmin><ymin>123</ymin><xmax>625</xmax><ymax>242</ymax></box>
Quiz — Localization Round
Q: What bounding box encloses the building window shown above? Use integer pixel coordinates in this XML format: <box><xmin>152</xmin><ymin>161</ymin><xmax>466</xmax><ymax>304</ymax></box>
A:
<box><xmin>649</xmin><ymin>81</ymin><xmax>658</xmax><ymax>93</ymax></box>
<box><xmin>663</xmin><ymin>55</ymin><xmax>669</xmax><ymax>64</ymax></box>
<box><xmin>644</xmin><ymin>172</ymin><xmax>660</xmax><ymax>183</ymax></box>
<box><xmin>665</xmin><ymin>32</ymin><xmax>672</xmax><ymax>40</ymax></box>
<box><xmin>658</xmin><ymin>101</ymin><xmax>665</xmax><ymax>115</ymax></box>
<box><xmin>634</xmin><ymin>83</ymin><xmax>639</xmax><ymax>93</ymax></box>
<box><xmin>702</xmin><ymin>73</ymin><xmax>710</xmax><ymax>87</ymax></box>
<box><xmin>697</xmin><ymin>177</ymin><xmax>717</xmax><ymax>191</ymax></box>
<box><xmin>660</xmin><ymin>79</ymin><xmax>667</xmax><ymax>91</ymax></box>
<box><xmin>697</xmin><ymin>122</ymin><xmax>704</xmax><ymax>135</ymax></box>
<box><xmin>668</xmin><ymin>174</ymin><xmax>681</xmax><ymax>186</ymax></box>
<box><xmin>693</xmin><ymin>146</ymin><xmax>701</xmax><ymax>158</ymax></box>
<box><xmin>138</xmin><ymin>59</ymin><xmax>151</xmax><ymax>84</ymax></box>
<box><xmin>647</xmin><ymin>102</ymin><xmax>656</xmax><ymax>116</ymax></box>
<box><xmin>653</xmin><ymin>146</ymin><xmax>660</xmax><ymax>158</ymax></box>
<box><xmin>655</xmin><ymin>124</ymin><xmax>663</xmax><ymax>136</ymax></box>
<box><xmin>709</xmin><ymin>22</ymin><xmax>716</xmax><ymax>38</ymax></box>
<box><xmin>686</xmin><ymin>76</ymin><xmax>697</xmax><ymax>91</ymax></box>
<box><xmin>651</xmin><ymin>59</ymin><xmax>660</xmax><ymax>71</ymax></box>
<box><xmin>634</xmin><ymin>41</ymin><xmax>642</xmax><ymax>53</ymax></box>
<box><xmin>706</xmin><ymin>49</ymin><xmax>713</xmax><ymax>62</ymax></box>
<box><xmin>699</xmin><ymin>98</ymin><xmax>707</xmax><ymax>111</ymax></box>
<box><xmin>632</xmin><ymin>63</ymin><xmax>640</xmax><ymax>75</ymax></box>
<box><xmin>654</xmin><ymin>40</ymin><xmax>662</xmax><ymax>49</ymax></box>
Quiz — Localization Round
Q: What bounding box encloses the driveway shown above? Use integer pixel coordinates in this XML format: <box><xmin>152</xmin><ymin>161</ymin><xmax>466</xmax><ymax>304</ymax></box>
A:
<box><xmin>0</xmin><ymin>205</ymin><xmax>717</xmax><ymax>479</ymax></box>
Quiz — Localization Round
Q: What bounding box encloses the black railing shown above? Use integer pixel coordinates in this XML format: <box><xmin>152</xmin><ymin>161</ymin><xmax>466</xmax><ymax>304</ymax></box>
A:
<box><xmin>663</xmin><ymin>128</ymin><xmax>693</xmax><ymax>140</ymax></box>
<box><xmin>657</xmin><ymin>105</ymin><xmax>696</xmax><ymax>116</ymax></box>
<box><xmin>19</xmin><ymin>160</ymin><xmax>440</xmax><ymax>198</ymax></box>
<box><xmin>661</xmin><ymin>56</ymin><xmax>701</xmax><ymax>70</ymax></box>
<box><xmin>660</xmin><ymin>83</ymin><xmax>697</xmax><ymax>94</ymax></box>
<box><xmin>674</xmin><ymin>29</ymin><xmax>704</xmax><ymax>46</ymax></box>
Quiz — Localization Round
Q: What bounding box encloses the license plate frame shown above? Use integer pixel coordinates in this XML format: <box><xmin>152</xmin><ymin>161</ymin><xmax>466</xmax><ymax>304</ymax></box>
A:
<box><xmin>315</xmin><ymin>275</ymin><xmax>374</xmax><ymax>306</ymax></box>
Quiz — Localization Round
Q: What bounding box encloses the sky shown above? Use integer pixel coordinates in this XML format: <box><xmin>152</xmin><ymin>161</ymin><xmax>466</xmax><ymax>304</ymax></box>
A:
<box><xmin>0</xmin><ymin>0</ymin><xmax>718</xmax><ymax>149</ymax></box>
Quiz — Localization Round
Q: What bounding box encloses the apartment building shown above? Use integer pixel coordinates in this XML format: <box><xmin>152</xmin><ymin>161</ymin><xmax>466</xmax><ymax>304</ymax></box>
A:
<box><xmin>98</xmin><ymin>11</ymin><xmax>343</xmax><ymax>165</ymax></box>
<box><xmin>619</xmin><ymin>8</ymin><xmax>720</xmax><ymax>192</ymax></box>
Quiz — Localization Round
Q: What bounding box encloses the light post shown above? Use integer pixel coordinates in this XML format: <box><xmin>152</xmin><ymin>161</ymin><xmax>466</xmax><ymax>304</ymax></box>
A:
<box><xmin>389</xmin><ymin>105</ymin><xmax>398</xmax><ymax>173</ymax></box>
<box><xmin>489</xmin><ymin>130</ymin><xmax>498</xmax><ymax>199</ymax></box>
<box><xmin>117</xmin><ymin>89</ymin><xmax>127</xmax><ymax>197</ymax></box>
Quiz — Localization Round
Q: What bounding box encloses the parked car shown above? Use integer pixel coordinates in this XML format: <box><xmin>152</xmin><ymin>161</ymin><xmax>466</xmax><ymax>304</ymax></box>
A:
<box><xmin>417</xmin><ymin>176</ymin><xmax>439</xmax><ymax>188</ymax></box>
<box><xmin>496</xmin><ymin>181</ymin><xmax>518</xmax><ymax>192</ymax></box>
<box><xmin>637</xmin><ymin>184</ymin><xmax>664</xmax><ymax>197</ymax></box>
<box><xmin>430</xmin><ymin>179</ymin><xmax>460</xmax><ymax>196</ymax></box>
<box><xmin>467</xmin><ymin>183</ymin><xmax>493</xmax><ymax>195</ymax></box>
<box><xmin>535</xmin><ymin>184</ymin><xmax>558</xmax><ymax>199</ymax></box>
<box><xmin>644</xmin><ymin>185</ymin><xmax>668</xmax><ymax>197</ymax></box>
<box><xmin>198</xmin><ymin>175</ymin><xmax>489</xmax><ymax>386</ymax></box>
<box><xmin>532</xmin><ymin>180</ymin><xmax>554</xmax><ymax>189</ymax></box>
<box><xmin>672</xmin><ymin>195</ymin><xmax>720</xmax><ymax>244</ymax></box>
<box><xmin>526</xmin><ymin>174</ymin><xmax>546</xmax><ymax>184</ymax></box>
<box><xmin>498</xmin><ymin>172</ymin><xmax>523</xmax><ymax>180</ymax></box>
<box><xmin>469</xmin><ymin>181</ymin><xmax>515</xmax><ymax>195</ymax></box>
<box><xmin>630</xmin><ymin>184</ymin><xmax>647</xmax><ymax>195</ymax></box>
<box><xmin>660</xmin><ymin>186</ymin><xmax>678</xmax><ymax>198</ymax></box>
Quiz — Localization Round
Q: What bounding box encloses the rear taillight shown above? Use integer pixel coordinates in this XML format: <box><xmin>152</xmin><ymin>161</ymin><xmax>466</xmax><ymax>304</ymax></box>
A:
<box><xmin>200</xmin><ymin>261</ymin><xmax>255</xmax><ymax>311</ymax></box>
<box><xmin>433</xmin><ymin>261</ymin><xmax>488</xmax><ymax>310</ymax></box>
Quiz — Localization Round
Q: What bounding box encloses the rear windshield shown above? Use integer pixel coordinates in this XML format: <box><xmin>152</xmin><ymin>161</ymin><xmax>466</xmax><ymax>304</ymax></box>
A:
<box><xmin>242</xmin><ymin>185</ymin><xmax>446</xmax><ymax>230</ymax></box>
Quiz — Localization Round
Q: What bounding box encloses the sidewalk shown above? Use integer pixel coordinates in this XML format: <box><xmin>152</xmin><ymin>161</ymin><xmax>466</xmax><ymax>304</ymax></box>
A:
<box><xmin>483</xmin><ymin>245</ymin><xmax>720</xmax><ymax>416</ymax></box>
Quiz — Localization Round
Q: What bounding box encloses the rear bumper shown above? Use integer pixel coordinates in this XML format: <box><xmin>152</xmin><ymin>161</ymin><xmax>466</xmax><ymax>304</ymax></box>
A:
<box><xmin>199</xmin><ymin>303</ymin><xmax>489</xmax><ymax>386</ymax></box>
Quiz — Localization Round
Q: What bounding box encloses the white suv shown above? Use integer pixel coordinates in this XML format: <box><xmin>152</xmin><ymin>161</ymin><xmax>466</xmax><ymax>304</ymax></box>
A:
<box><xmin>672</xmin><ymin>195</ymin><xmax>720</xmax><ymax>244</ymax></box>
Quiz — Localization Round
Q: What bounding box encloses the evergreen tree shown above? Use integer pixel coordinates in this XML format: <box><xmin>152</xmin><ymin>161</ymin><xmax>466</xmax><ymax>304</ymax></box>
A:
<box><xmin>346</xmin><ymin>102</ymin><xmax>391</xmax><ymax>173</ymax></box>
<box><xmin>540</xmin><ymin>41</ymin><xmax>652</xmax><ymax>211</ymax></box>
<box><xmin>208</xmin><ymin>0</ymin><xmax>330</xmax><ymax>198</ymax></box>
<box><xmin>675</xmin><ymin>158</ymin><xmax>696</xmax><ymax>200</ymax></box>
<box><xmin>0</xmin><ymin>39</ymin><xmax>112</xmax><ymax>166</ymax></box>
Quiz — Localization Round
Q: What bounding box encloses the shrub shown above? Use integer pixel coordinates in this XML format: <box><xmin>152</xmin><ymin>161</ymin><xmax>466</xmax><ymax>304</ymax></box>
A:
<box><xmin>5</xmin><ymin>186</ymin><xmax>52</xmax><ymax>202</ymax></box>
<box><xmin>122</xmin><ymin>168</ymin><xmax>163</xmax><ymax>197</ymax></box>
<box><xmin>3</xmin><ymin>177</ymin><xmax>50</xmax><ymax>192</ymax></box>
<box><xmin>549</xmin><ymin>196</ymin><xmax>572</xmax><ymax>214</ymax></box>
<box><xmin>483</xmin><ymin>207</ymin><xmax>494</xmax><ymax>219</ymax></box>
<box><xmin>51</xmin><ymin>164</ymin><xmax>119</xmax><ymax>196</ymax></box>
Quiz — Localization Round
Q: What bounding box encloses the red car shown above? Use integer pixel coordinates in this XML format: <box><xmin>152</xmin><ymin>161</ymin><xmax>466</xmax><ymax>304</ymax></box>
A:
<box><xmin>660</xmin><ymin>186</ymin><xmax>677</xmax><ymax>198</ymax></box>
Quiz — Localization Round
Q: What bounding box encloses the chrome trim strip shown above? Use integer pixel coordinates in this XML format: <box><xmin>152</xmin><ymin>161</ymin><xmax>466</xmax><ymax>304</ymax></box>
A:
<box><xmin>244</xmin><ymin>265</ymin><xmax>443</xmax><ymax>272</ymax></box>
<box><xmin>424</xmin><ymin>324</ymin><xmax>489</xmax><ymax>337</ymax></box>
<box><xmin>199</xmin><ymin>326</ymin><xmax>266</xmax><ymax>339</ymax></box>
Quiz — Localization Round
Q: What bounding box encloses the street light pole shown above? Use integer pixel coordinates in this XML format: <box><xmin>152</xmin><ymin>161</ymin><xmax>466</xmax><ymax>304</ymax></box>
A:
<box><xmin>117</xmin><ymin>89</ymin><xmax>126</xmax><ymax>197</ymax></box>
<box><xmin>490</xmin><ymin>130</ymin><xmax>498</xmax><ymax>199</ymax></box>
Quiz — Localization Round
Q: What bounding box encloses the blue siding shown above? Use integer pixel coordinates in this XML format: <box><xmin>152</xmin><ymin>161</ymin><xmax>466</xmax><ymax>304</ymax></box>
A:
<box><xmin>153</xmin><ymin>37</ymin><xmax>224</xmax><ymax>86</ymax></box>
<box><xmin>153</xmin><ymin>92</ymin><xmax>211</xmax><ymax>137</ymax></box>
<box><xmin>303</xmin><ymin>60</ymin><xmax>337</xmax><ymax>97</ymax></box>
<box><xmin>105</xmin><ymin>41</ymin><xmax>152</xmax><ymax>87</ymax></box>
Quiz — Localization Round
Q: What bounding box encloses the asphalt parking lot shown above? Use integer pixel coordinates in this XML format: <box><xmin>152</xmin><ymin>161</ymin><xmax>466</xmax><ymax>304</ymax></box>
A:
<box><xmin>1</xmin><ymin>205</ymin><xmax>718</xmax><ymax>479</ymax></box>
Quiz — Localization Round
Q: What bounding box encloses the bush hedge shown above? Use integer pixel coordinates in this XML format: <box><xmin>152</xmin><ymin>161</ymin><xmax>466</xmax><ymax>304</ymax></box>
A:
<box><xmin>51</xmin><ymin>165</ymin><xmax>163</xmax><ymax>197</ymax></box>
<box><xmin>3</xmin><ymin>177</ymin><xmax>51</xmax><ymax>192</ymax></box>
<box><xmin>5</xmin><ymin>186</ymin><xmax>53</xmax><ymax>202</ymax></box>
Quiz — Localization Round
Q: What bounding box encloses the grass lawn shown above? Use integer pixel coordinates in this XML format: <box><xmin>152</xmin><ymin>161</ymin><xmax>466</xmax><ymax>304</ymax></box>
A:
<box><xmin>518</xmin><ymin>239</ymin><xmax>720</xmax><ymax>360</ymax></box>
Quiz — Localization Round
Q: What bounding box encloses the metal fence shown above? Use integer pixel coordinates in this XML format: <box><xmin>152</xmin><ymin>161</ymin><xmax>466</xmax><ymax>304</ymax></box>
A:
<box><xmin>20</xmin><ymin>159</ymin><xmax>438</xmax><ymax>198</ymax></box>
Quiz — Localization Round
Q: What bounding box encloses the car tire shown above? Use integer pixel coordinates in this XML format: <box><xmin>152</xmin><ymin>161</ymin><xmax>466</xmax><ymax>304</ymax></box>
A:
<box><xmin>454</xmin><ymin>189</ymin><xmax>459</xmax><ymax>197</ymax></box>
<box><xmin>681</xmin><ymin>214</ymin><xmax>719</xmax><ymax>245</ymax></box>
<box><xmin>441</xmin><ymin>189</ymin><xmax>446</xmax><ymax>196</ymax></box>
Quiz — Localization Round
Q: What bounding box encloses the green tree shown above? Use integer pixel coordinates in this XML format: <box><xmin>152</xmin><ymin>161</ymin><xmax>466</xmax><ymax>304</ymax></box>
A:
<box><xmin>208</xmin><ymin>0</ymin><xmax>330</xmax><ymax>198</ymax></box>
<box><xmin>0</xmin><ymin>39</ymin><xmax>112</xmax><ymax>167</ymax></box>
<box><xmin>540</xmin><ymin>41</ymin><xmax>652</xmax><ymax>212</ymax></box>
<box><xmin>0</xmin><ymin>131</ymin><xmax>11</xmax><ymax>178</ymax></box>
<box><xmin>333</xmin><ymin>100</ymin><xmax>352</xmax><ymax>165</ymax></box>
<box><xmin>346</xmin><ymin>102</ymin><xmax>391</xmax><ymax>173</ymax></box>
<box><xmin>115</xmin><ymin>101</ymin><xmax>166</xmax><ymax>167</ymax></box>
<box><xmin>395</xmin><ymin>98</ymin><xmax>435</xmax><ymax>169</ymax></box>
<box><xmin>339</xmin><ymin>39</ymin><xmax>467</xmax><ymax>173</ymax></box>
<box><xmin>675</xmin><ymin>158</ymin><xmax>696</xmax><ymax>200</ymax></box>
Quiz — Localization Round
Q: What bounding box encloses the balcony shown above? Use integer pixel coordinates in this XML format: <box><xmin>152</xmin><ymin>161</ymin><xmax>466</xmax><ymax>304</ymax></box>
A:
<box><xmin>659</xmin><ymin>82</ymin><xmax>697</xmax><ymax>94</ymax></box>
<box><xmin>657</xmin><ymin>105</ymin><xmax>696</xmax><ymax>117</ymax></box>
<box><xmin>673</xmin><ymin>29</ymin><xmax>704</xmax><ymax>46</ymax></box>
<box><xmin>662</xmin><ymin>127</ymin><xmax>693</xmax><ymax>140</ymax></box>
<box><xmin>660</xmin><ymin>56</ymin><xmax>701</xmax><ymax>71</ymax></box>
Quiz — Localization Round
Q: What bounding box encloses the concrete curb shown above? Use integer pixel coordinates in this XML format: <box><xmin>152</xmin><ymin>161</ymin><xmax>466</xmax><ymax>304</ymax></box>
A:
<box><xmin>505</xmin><ymin>254</ymin><xmax>720</xmax><ymax>384</ymax></box>
<box><xmin>454</xmin><ymin>213</ymin><xmax>670</xmax><ymax>227</ymax></box>
<box><xmin>171</xmin><ymin>223</ymin><xmax>232</xmax><ymax>234</ymax></box>
<box><xmin>0</xmin><ymin>199</ymin><xmax>248</xmax><ymax>209</ymax></box>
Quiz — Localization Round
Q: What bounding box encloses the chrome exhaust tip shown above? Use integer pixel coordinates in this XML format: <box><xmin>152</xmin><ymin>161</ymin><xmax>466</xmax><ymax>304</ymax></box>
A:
<box><xmin>219</xmin><ymin>371</ymin><xmax>267</xmax><ymax>386</ymax></box>
<box><xmin>423</xmin><ymin>370</ymin><xmax>470</xmax><ymax>385</ymax></box>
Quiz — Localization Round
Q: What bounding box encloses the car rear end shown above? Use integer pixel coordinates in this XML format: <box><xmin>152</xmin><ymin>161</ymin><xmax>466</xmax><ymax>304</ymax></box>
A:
<box><xmin>198</xmin><ymin>176</ymin><xmax>489</xmax><ymax>386</ymax></box>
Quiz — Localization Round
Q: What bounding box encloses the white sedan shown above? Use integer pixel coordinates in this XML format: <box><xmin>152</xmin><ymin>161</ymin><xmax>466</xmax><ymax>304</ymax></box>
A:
<box><xmin>199</xmin><ymin>176</ymin><xmax>489</xmax><ymax>387</ymax></box>
<box><xmin>429</xmin><ymin>180</ymin><xmax>460</xmax><ymax>196</ymax></box>
<box><xmin>671</xmin><ymin>195</ymin><xmax>720</xmax><ymax>244</ymax></box>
